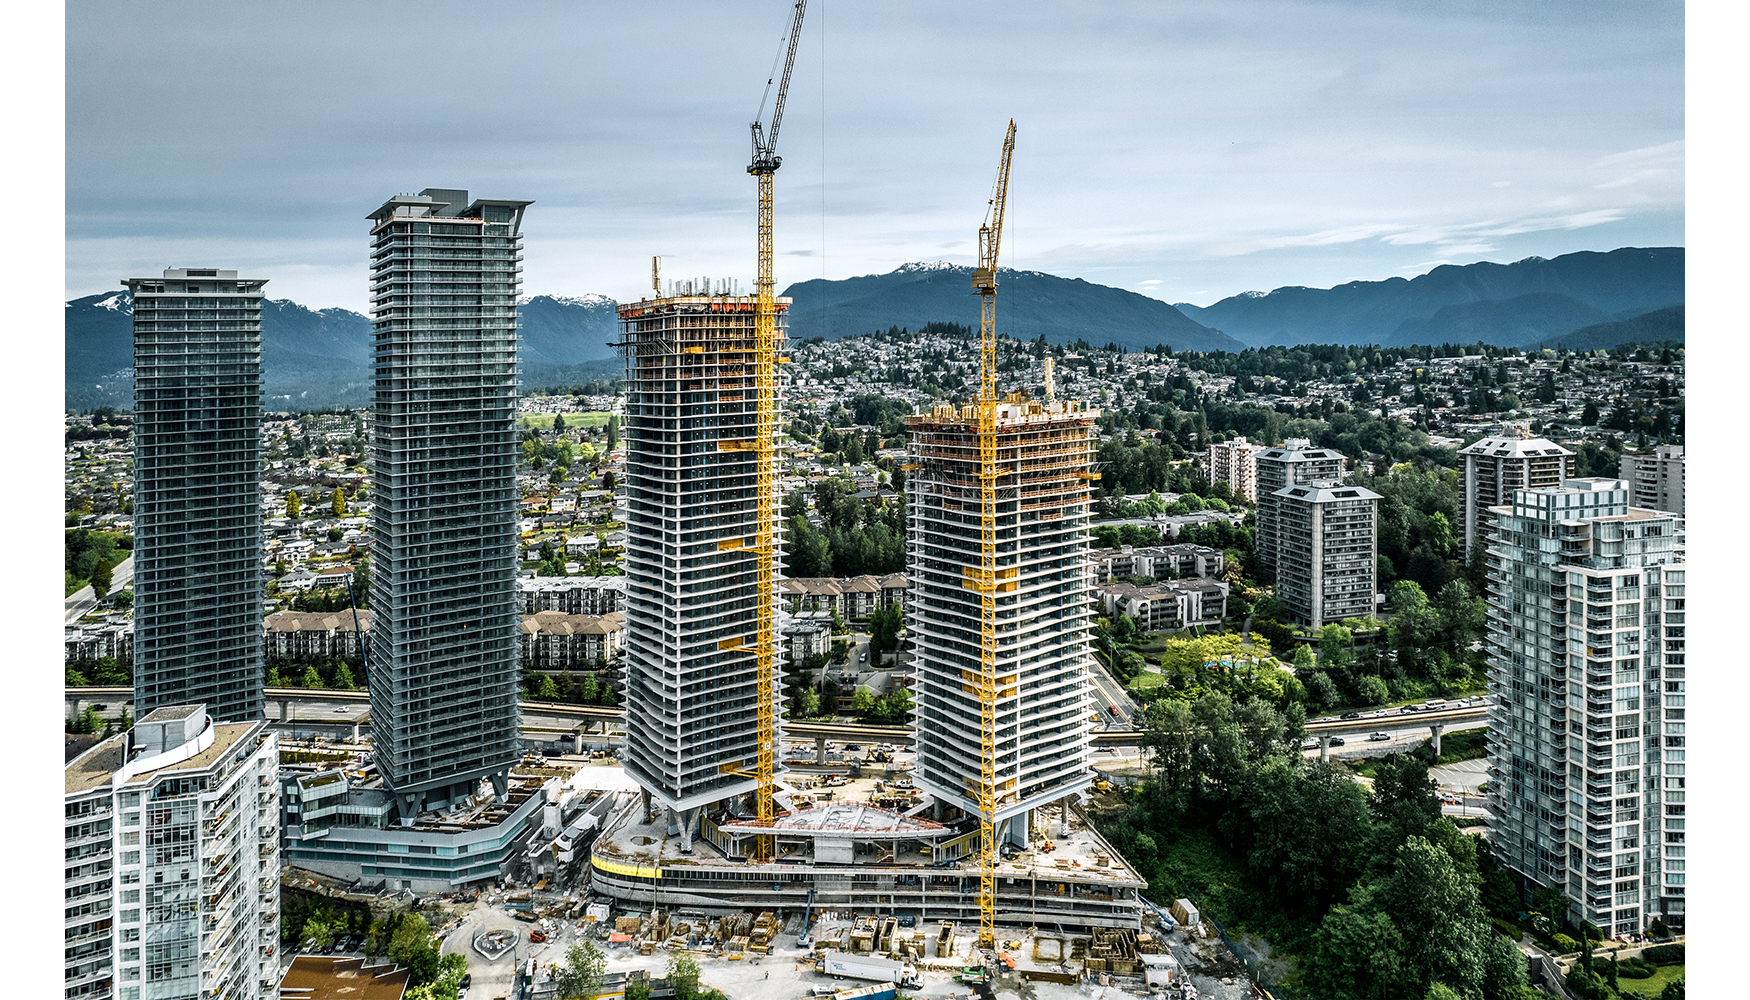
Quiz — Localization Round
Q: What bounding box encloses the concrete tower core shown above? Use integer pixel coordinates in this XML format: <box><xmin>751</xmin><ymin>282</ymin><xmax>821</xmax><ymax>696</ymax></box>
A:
<box><xmin>905</xmin><ymin>398</ymin><xmax>1099</xmax><ymax>843</ymax></box>
<box><xmin>614</xmin><ymin>288</ymin><xmax>789</xmax><ymax>824</ymax></box>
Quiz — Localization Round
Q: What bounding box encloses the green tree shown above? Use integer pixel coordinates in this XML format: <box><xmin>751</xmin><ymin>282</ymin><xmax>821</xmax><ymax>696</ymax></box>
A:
<box><xmin>666</xmin><ymin>951</ymin><xmax>702</xmax><ymax>1000</ymax></box>
<box><xmin>556</xmin><ymin>941</ymin><xmax>608</xmax><ymax>1000</ymax></box>
<box><xmin>93</xmin><ymin>657</ymin><xmax>128</xmax><ymax>685</ymax></box>
<box><xmin>388</xmin><ymin>915</ymin><xmax>441</xmax><ymax>986</ymax></box>
<box><xmin>553</xmin><ymin>413</ymin><xmax>567</xmax><ymax>433</ymax></box>
<box><xmin>799</xmin><ymin>686</ymin><xmax>821</xmax><ymax>718</ymax></box>
<box><xmin>90</xmin><ymin>558</ymin><xmax>113</xmax><ymax>599</ymax></box>
<box><xmin>1356</xmin><ymin>674</ymin><xmax>1390</xmax><ymax>706</ymax></box>
<box><xmin>626</xmin><ymin>982</ymin><xmax>652</xmax><ymax>1000</ymax></box>
<box><xmin>67</xmin><ymin>666</ymin><xmax>90</xmax><ymax>687</ymax></box>
<box><xmin>538</xmin><ymin>675</ymin><xmax>559</xmax><ymax>700</ymax></box>
<box><xmin>332</xmin><ymin>663</ymin><xmax>357</xmax><ymax>690</ymax></box>
<box><xmin>301</xmin><ymin>664</ymin><xmax>325</xmax><ymax>689</ymax></box>
<box><xmin>606</xmin><ymin>414</ymin><xmax>619</xmax><ymax>452</ymax></box>
<box><xmin>580</xmin><ymin>673</ymin><xmax>601</xmax><ymax>703</ymax></box>
<box><xmin>851</xmin><ymin>686</ymin><xmax>877</xmax><ymax>716</ymax></box>
<box><xmin>1318</xmin><ymin>624</ymin><xmax>1355</xmax><ymax>667</ymax></box>
<box><xmin>287</xmin><ymin>491</ymin><xmax>302</xmax><ymax>519</ymax></box>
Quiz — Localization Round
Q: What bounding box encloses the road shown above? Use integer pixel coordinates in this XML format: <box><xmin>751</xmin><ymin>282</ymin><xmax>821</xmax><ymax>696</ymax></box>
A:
<box><xmin>1301</xmin><ymin>716</ymin><xmax>1489</xmax><ymax>759</ymax></box>
<box><xmin>65</xmin><ymin>555</ymin><xmax>134</xmax><ymax>622</ymax></box>
<box><xmin>1088</xmin><ymin>647</ymin><xmax>1143</xmax><ymax>730</ymax></box>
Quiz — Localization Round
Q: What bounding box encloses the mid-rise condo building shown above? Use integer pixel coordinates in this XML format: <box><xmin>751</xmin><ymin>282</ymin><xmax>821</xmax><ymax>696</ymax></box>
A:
<box><xmin>1483</xmin><ymin>478</ymin><xmax>1686</xmax><ymax>936</ymax></box>
<box><xmin>64</xmin><ymin>706</ymin><xmax>281</xmax><ymax>1000</ymax></box>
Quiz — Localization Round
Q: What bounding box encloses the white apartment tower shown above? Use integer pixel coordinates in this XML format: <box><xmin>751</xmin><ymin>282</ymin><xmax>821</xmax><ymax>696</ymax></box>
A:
<box><xmin>1253</xmin><ymin>440</ymin><xmax>1346</xmax><ymax>570</ymax></box>
<box><xmin>613</xmin><ymin>287</ymin><xmax>787</xmax><ymax>831</ymax></box>
<box><xmin>1205</xmin><ymin>435</ymin><xmax>1260</xmax><ymax>502</ymax></box>
<box><xmin>1483</xmin><ymin>478</ymin><xmax>1686</xmax><ymax>936</ymax></box>
<box><xmin>905</xmin><ymin>398</ymin><xmax>1098</xmax><ymax>843</ymax></box>
<box><xmin>1269</xmin><ymin>480</ymin><xmax>1381</xmax><ymax>627</ymax></box>
<box><xmin>1619</xmin><ymin>444</ymin><xmax>1684</xmax><ymax>516</ymax></box>
<box><xmin>64</xmin><ymin>706</ymin><xmax>281</xmax><ymax>1000</ymax></box>
<box><xmin>1459</xmin><ymin>431</ymin><xmax>1574</xmax><ymax>557</ymax></box>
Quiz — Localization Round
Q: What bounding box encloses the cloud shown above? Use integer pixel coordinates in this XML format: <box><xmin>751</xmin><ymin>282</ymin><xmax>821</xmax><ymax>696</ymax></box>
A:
<box><xmin>1593</xmin><ymin>140</ymin><xmax>1685</xmax><ymax>170</ymax></box>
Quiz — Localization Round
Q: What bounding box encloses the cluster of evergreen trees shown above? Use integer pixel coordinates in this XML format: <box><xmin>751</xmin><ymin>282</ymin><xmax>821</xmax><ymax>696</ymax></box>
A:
<box><xmin>784</xmin><ymin>476</ymin><xmax>906</xmax><ymax>578</ymax></box>
<box><xmin>1097</xmin><ymin>692</ymin><xmax>1535</xmax><ymax>999</ymax></box>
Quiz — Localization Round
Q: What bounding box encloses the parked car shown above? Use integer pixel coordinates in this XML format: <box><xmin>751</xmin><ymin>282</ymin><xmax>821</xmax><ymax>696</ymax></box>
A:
<box><xmin>1368</xmin><ymin>732</ymin><xmax>1391</xmax><ymax>742</ymax></box>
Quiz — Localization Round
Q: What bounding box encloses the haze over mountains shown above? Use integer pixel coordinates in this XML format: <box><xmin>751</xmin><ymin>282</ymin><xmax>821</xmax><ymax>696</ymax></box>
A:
<box><xmin>65</xmin><ymin>247</ymin><xmax>1683</xmax><ymax>410</ymax></box>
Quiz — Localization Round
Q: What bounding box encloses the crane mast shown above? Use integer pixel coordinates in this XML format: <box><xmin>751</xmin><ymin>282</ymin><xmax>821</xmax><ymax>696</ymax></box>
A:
<box><xmin>746</xmin><ymin>0</ymin><xmax>807</xmax><ymax>860</ymax></box>
<box><xmin>970</xmin><ymin>119</ymin><xmax>1016</xmax><ymax>952</ymax></box>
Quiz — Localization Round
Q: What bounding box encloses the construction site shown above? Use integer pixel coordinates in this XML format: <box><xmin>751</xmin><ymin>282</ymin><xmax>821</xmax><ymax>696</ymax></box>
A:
<box><xmin>573</xmin><ymin>5</ymin><xmax>1158</xmax><ymax>987</ymax></box>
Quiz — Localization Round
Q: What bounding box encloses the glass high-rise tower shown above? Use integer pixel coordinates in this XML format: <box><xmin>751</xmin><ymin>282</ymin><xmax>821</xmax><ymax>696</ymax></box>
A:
<box><xmin>365</xmin><ymin>189</ymin><xmax>532</xmax><ymax>819</ymax></box>
<box><xmin>124</xmin><ymin>267</ymin><xmax>266</xmax><ymax>723</ymax></box>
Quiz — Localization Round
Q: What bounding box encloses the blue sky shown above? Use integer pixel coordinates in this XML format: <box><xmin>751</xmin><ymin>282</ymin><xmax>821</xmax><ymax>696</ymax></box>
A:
<box><xmin>65</xmin><ymin>0</ymin><xmax>1683</xmax><ymax>312</ymax></box>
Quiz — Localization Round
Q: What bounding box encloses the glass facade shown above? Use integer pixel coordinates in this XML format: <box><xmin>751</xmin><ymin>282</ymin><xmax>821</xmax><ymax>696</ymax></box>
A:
<box><xmin>125</xmin><ymin>269</ymin><xmax>265</xmax><ymax>724</ymax></box>
<box><xmin>365</xmin><ymin>190</ymin><xmax>531</xmax><ymax>811</ymax></box>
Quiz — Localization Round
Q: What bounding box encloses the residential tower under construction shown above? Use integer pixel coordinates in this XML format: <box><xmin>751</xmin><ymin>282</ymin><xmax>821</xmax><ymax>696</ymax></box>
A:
<box><xmin>613</xmin><ymin>283</ymin><xmax>788</xmax><ymax>834</ymax></box>
<box><xmin>904</xmin><ymin>398</ymin><xmax>1101</xmax><ymax>842</ymax></box>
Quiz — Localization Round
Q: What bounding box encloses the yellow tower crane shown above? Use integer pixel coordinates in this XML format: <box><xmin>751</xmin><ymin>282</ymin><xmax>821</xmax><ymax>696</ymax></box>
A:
<box><xmin>970</xmin><ymin>119</ymin><xmax>1016</xmax><ymax>952</ymax></box>
<box><xmin>745</xmin><ymin>0</ymin><xmax>808</xmax><ymax>860</ymax></box>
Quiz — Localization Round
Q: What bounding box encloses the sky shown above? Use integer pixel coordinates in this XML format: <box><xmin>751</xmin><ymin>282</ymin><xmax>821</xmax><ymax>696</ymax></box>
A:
<box><xmin>65</xmin><ymin>0</ymin><xmax>1683</xmax><ymax>313</ymax></box>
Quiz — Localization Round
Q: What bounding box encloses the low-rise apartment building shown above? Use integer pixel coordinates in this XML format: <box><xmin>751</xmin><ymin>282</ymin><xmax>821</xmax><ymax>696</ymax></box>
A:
<box><xmin>1099</xmin><ymin>578</ymin><xmax>1229</xmax><ymax>632</ymax></box>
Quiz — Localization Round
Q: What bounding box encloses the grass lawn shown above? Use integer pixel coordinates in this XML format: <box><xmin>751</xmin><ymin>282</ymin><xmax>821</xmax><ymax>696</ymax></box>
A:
<box><xmin>1127</xmin><ymin>671</ymin><xmax>1165</xmax><ymax>693</ymax></box>
<box><xmin>1613</xmin><ymin>964</ymin><xmax>1683</xmax><ymax>998</ymax></box>
<box><xmin>519</xmin><ymin>411</ymin><xmax>613</xmax><ymax>430</ymax></box>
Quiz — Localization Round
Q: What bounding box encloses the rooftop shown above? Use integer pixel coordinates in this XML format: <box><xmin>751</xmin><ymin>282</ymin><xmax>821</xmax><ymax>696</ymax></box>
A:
<box><xmin>65</xmin><ymin>722</ymin><xmax>262</xmax><ymax>795</ymax></box>
<box><xmin>594</xmin><ymin>772</ymin><xmax>1143</xmax><ymax>887</ymax></box>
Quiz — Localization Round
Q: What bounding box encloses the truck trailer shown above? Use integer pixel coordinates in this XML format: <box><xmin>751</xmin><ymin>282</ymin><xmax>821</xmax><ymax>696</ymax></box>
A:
<box><xmin>820</xmin><ymin>953</ymin><xmax>921</xmax><ymax>989</ymax></box>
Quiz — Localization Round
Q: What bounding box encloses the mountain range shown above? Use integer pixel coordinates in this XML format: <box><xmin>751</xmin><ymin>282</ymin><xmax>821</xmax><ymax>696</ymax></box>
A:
<box><xmin>63</xmin><ymin>293</ymin><xmax>623</xmax><ymax>410</ymax></box>
<box><xmin>65</xmin><ymin>247</ymin><xmax>1683</xmax><ymax>410</ymax></box>
<box><xmin>779</xmin><ymin>261</ymin><xmax>1247</xmax><ymax>353</ymax></box>
<box><xmin>1172</xmin><ymin>247</ymin><xmax>1683</xmax><ymax>348</ymax></box>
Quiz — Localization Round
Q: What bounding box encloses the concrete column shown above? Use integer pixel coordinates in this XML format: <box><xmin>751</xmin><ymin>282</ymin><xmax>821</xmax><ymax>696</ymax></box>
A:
<box><xmin>639</xmin><ymin>787</ymin><xmax>653</xmax><ymax>823</ymax></box>
<box><xmin>489</xmin><ymin>770</ymin><xmax>509</xmax><ymax>802</ymax></box>
<box><xmin>666</xmin><ymin>806</ymin><xmax>681</xmax><ymax>837</ymax></box>
<box><xmin>280</xmin><ymin>699</ymin><xmax>291</xmax><ymax>722</ymax></box>
<box><xmin>679</xmin><ymin>807</ymin><xmax>698</xmax><ymax>851</ymax></box>
<box><xmin>68</xmin><ymin>695</ymin><xmax>82</xmax><ymax>720</ymax></box>
<box><xmin>398</xmin><ymin>791</ymin><xmax>421</xmax><ymax>827</ymax></box>
<box><xmin>1319</xmin><ymin>735</ymin><xmax>1331</xmax><ymax>762</ymax></box>
<box><xmin>352</xmin><ymin>719</ymin><xmax>361</xmax><ymax>742</ymax></box>
<box><xmin>1058</xmin><ymin>799</ymin><xmax>1070</xmax><ymax>838</ymax></box>
<box><xmin>816</xmin><ymin>737</ymin><xmax>828</xmax><ymax>764</ymax></box>
<box><xmin>573</xmin><ymin>730</ymin><xmax>584</xmax><ymax>755</ymax></box>
<box><xmin>1429</xmin><ymin>724</ymin><xmax>1444</xmax><ymax>756</ymax></box>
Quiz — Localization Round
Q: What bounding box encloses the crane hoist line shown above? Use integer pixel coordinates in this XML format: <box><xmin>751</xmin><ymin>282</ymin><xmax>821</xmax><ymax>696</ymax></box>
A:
<box><xmin>971</xmin><ymin>118</ymin><xmax>1016</xmax><ymax>953</ymax></box>
<box><xmin>747</xmin><ymin>0</ymin><xmax>807</xmax><ymax>863</ymax></box>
